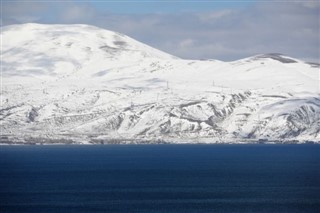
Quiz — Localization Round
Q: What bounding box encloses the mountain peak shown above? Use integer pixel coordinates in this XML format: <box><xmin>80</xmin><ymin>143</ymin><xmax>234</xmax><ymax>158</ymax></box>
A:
<box><xmin>253</xmin><ymin>53</ymin><xmax>298</xmax><ymax>63</ymax></box>
<box><xmin>1</xmin><ymin>23</ymin><xmax>176</xmax><ymax>78</ymax></box>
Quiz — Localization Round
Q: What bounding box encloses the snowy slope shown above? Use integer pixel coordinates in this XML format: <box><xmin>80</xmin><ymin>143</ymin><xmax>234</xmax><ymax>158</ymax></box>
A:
<box><xmin>1</xmin><ymin>23</ymin><xmax>319</xmax><ymax>144</ymax></box>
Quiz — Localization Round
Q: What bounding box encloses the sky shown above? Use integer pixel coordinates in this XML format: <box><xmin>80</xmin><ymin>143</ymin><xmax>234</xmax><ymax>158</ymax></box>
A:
<box><xmin>1</xmin><ymin>0</ymin><xmax>319</xmax><ymax>62</ymax></box>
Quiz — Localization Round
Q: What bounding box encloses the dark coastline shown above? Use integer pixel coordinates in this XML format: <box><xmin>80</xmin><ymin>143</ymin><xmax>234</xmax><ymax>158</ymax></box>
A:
<box><xmin>1</xmin><ymin>135</ymin><xmax>319</xmax><ymax>145</ymax></box>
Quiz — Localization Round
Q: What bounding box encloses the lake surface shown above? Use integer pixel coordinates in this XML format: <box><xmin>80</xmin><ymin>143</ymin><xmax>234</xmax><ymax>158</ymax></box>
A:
<box><xmin>0</xmin><ymin>144</ymin><xmax>320</xmax><ymax>213</ymax></box>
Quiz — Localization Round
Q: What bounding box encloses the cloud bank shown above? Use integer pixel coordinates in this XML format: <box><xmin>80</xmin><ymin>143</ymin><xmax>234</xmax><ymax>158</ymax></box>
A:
<box><xmin>1</xmin><ymin>1</ymin><xmax>319</xmax><ymax>62</ymax></box>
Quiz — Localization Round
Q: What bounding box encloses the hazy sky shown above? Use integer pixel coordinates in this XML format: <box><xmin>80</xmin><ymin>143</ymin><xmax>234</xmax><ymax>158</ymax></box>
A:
<box><xmin>1</xmin><ymin>0</ymin><xmax>319</xmax><ymax>62</ymax></box>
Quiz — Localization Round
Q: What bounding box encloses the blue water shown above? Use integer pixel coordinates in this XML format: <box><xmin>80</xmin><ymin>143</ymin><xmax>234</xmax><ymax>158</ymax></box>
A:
<box><xmin>0</xmin><ymin>144</ymin><xmax>320</xmax><ymax>213</ymax></box>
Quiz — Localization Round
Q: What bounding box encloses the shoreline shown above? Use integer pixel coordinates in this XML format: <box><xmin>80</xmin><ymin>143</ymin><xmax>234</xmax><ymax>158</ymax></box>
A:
<box><xmin>1</xmin><ymin>137</ymin><xmax>319</xmax><ymax>146</ymax></box>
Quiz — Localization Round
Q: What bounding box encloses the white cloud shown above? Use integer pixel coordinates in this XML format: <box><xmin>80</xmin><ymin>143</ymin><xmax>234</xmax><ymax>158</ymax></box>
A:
<box><xmin>59</xmin><ymin>4</ymin><xmax>96</xmax><ymax>23</ymax></box>
<box><xmin>14</xmin><ymin>15</ymin><xmax>40</xmax><ymax>23</ymax></box>
<box><xmin>198</xmin><ymin>10</ymin><xmax>233</xmax><ymax>22</ymax></box>
<box><xmin>1</xmin><ymin>1</ymin><xmax>46</xmax><ymax>25</ymax></box>
<box><xmin>295</xmin><ymin>0</ymin><xmax>320</xmax><ymax>9</ymax></box>
<box><xmin>2</xmin><ymin>1</ymin><xmax>319</xmax><ymax>62</ymax></box>
<box><xmin>179</xmin><ymin>39</ymin><xmax>195</xmax><ymax>48</ymax></box>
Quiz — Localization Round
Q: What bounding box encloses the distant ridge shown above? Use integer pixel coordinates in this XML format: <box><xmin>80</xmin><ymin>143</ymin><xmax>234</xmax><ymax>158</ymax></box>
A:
<box><xmin>1</xmin><ymin>23</ymin><xmax>319</xmax><ymax>144</ymax></box>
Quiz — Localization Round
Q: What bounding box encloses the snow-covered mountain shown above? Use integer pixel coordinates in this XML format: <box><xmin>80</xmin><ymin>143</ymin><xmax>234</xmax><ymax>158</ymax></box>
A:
<box><xmin>1</xmin><ymin>23</ymin><xmax>319</xmax><ymax>144</ymax></box>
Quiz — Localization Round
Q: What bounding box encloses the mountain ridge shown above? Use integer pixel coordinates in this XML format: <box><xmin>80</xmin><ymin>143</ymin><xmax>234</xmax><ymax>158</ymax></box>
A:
<box><xmin>1</xmin><ymin>23</ymin><xmax>319</xmax><ymax>144</ymax></box>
